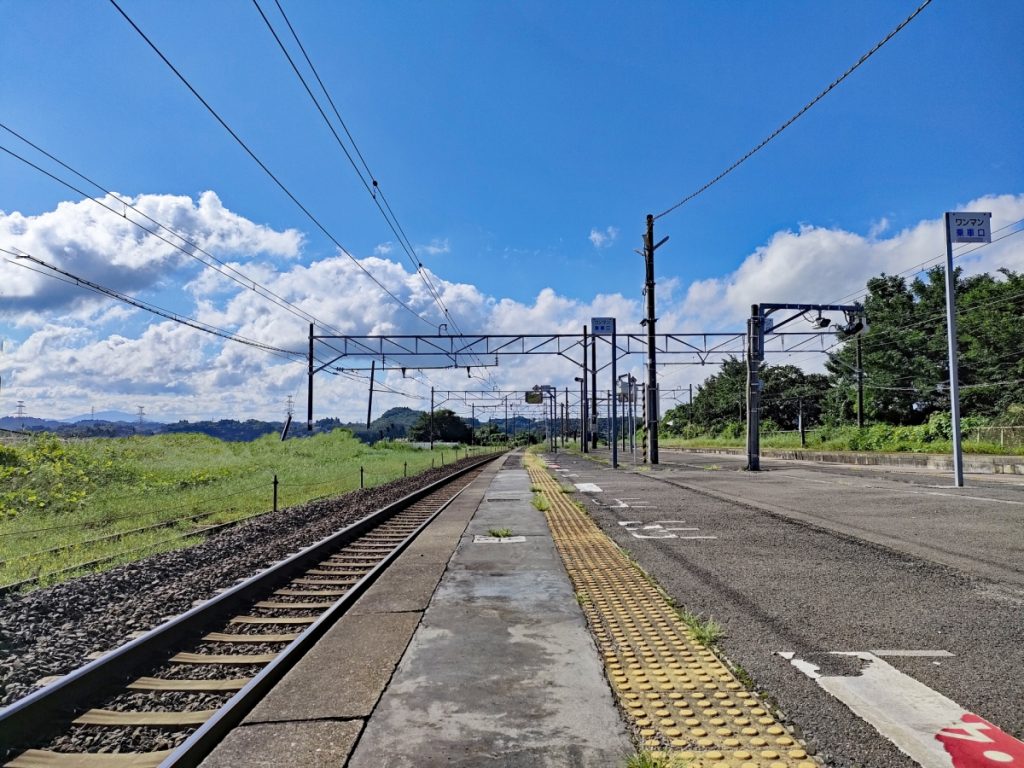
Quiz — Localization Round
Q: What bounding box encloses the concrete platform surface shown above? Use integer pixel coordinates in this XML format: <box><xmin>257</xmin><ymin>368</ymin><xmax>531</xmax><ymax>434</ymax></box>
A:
<box><xmin>201</xmin><ymin>455</ymin><xmax>631</xmax><ymax>768</ymax></box>
<box><xmin>348</xmin><ymin>465</ymin><xmax>631</xmax><ymax>768</ymax></box>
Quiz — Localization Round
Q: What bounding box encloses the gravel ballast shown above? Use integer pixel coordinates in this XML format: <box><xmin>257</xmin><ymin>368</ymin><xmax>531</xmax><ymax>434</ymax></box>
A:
<box><xmin>0</xmin><ymin>456</ymin><xmax>490</xmax><ymax>710</ymax></box>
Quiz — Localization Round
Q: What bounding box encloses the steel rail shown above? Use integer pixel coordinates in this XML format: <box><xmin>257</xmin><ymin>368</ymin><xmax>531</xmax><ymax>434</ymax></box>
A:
<box><xmin>0</xmin><ymin>453</ymin><xmax>500</xmax><ymax>762</ymax></box>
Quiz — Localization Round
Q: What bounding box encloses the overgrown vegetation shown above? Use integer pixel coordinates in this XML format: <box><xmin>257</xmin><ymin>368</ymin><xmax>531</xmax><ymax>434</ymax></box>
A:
<box><xmin>0</xmin><ymin>431</ymin><xmax>490</xmax><ymax>589</ymax></box>
<box><xmin>624</xmin><ymin>751</ymin><xmax>689</xmax><ymax>768</ymax></box>
<box><xmin>676</xmin><ymin>607</ymin><xmax>724</xmax><ymax>647</ymax></box>
<box><xmin>531</xmin><ymin>493</ymin><xmax>550</xmax><ymax>512</ymax></box>
<box><xmin>661</xmin><ymin>267</ymin><xmax>1024</xmax><ymax>454</ymax></box>
<box><xmin>487</xmin><ymin>527</ymin><xmax>514</xmax><ymax>538</ymax></box>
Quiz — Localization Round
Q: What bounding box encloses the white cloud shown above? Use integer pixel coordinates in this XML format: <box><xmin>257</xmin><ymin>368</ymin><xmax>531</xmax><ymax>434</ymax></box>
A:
<box><xmin>868</xmin><ymin>217</ymin><xmax>890</xmax><ymax>239</ymax></box>
<box><xmin>3</xmin><ymin>193</ymin><xmax>1022</xmax><ymax>422</ymax></box>
<box><xmin>675</xmin><ymin>194</ymin><xmax>1024</xmax><ymax>332</ymax></box>
<box><xmin>0</xmin><ymin>191</ymin><xmax>302</xmax><ymax>322</ymax></box>
<box><xmin>419</xmin><ymin>238</ymin><xmax>450</xmax><ymax>256</ymax></box>
<box><xmin>588</xmin><ymin>226</ymin><xmax>619</xmax><ymax>249</ymax></box>
<box><xmin>374</xmin><ymin>242</ymin><xmax>394</xmax><ymax>255</ymax></box>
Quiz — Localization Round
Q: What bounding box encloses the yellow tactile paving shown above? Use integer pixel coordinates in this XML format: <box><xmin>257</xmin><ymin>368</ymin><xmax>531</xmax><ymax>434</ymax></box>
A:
<box><xmin>527</xmin><ymin>457</ymin><xmax>817</xmax><ymax>768</ymax></box>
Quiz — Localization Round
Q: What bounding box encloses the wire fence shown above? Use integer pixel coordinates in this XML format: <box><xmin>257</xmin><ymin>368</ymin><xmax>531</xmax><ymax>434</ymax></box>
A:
<box><xmin>965</xmin><ymin>426</ymin><xmax>1024</xmax><ymax>449</ymax></box>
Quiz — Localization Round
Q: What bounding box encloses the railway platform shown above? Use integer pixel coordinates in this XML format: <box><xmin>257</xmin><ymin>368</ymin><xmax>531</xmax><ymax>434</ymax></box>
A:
<box><xmin>199</xmin><ymin>452</ymin><xmax>629</xmax><ymax>767</ymax></box>
<box><xmin>199</xmin><ymin>452</ymin><xmax>814</xmax><ymax>767</ymax></box>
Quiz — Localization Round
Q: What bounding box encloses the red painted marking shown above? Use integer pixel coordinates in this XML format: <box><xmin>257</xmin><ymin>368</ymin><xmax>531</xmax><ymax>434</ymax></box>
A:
<box><xmin>936</xmin><ymin>713</ymin><xmax>1024</xmax><ymax>767</ymax></box>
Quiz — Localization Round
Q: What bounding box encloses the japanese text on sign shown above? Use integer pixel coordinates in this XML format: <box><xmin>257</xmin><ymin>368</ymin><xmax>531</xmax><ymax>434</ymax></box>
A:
<box><xmin>947</xmin><ymin>212</ymin><xmax>991</xmax><ymax>244</ymax></box>
<box><xmin>591</xmin><ymin>317</ymin><xmax>615</xmax><ymax>335</ymax></box>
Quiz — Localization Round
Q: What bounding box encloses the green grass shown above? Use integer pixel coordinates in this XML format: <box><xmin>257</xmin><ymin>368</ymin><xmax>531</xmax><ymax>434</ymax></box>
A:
<box><xmin>488</xmin><ymin>527</ymin><xmax>513</xmax><ymax>538</ymax></box>
<box><xmin>0</xmin><ymin>432</ymin><xmax>494</xmax><ymax>590</ymax></box>
<box><xmin>676</xmin><ymin>607</ymin><xmax>724</xmax><ymax>647</ymax></box>
<box><xmin>625</xmin><ymin>751</ymin><xmax>689</xmax><ymax>768</ymax></box>
<box><xmin>660</xmin><ymin>424</ymin><xmax>1015</xmax><ymax>456</ymax></box>
<box><xmin>531</xmin><ymin>493</ymin><xmax>550</xmax><ymax>512</ymax></box>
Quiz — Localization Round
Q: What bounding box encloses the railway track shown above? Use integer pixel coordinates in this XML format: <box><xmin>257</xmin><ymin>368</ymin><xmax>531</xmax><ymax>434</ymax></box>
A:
<box><xmin>0</xmin><ymin>455</ymin><xmax>497</xmax><ymax>767</ymax></box>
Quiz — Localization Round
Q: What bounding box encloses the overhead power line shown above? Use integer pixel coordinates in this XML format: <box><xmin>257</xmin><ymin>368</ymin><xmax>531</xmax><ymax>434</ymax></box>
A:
<box><xmin>0</xmin><ymin>124</ymin><xmax>346</xmax><ymax>337</ymax></box>
<box><xmin>107</xmin><ymin>0</ymin><xmax>436</xmax><ymax>331</ymax></box>
<box><xmin>2</xmin><ymin>248</ymin><xmax>302</xmax><ymax>359</ymax></box>
<box><xmin>253</xmin><ymin>0</ymin><xmax>495</xmax><ymax>385</ymax></box>
<box><xmin>654</xmin><ymin>0</ymin><xmax>933</xmax><ymax>221</ymax></box>
<box><xmin>250</xmin><ymin>0</ymin><xmax>451</xmax><ymax>314</ymax></box>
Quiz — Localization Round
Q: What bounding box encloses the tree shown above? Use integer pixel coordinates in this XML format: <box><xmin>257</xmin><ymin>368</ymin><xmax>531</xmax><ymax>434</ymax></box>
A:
<box><xmin>408</xmin><ymin>409</ymin><xmax>472</xmax><ymax>442</ymax></box>
<box><xmin>825</xmin><ymin>267</ymin><xmax>1024</xmax><ymax>425</ymax></box>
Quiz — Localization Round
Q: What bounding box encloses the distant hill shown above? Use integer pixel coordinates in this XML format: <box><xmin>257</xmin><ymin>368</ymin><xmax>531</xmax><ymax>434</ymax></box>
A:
<box><xmin>65</xmin><ymin>410</ymin><xmax>153</xmax><ymax>423</ymax></box>
<box><xmin>1</xmin><ymin>407</ymin><xmax>545</xmax><ymax>443</ymax></box>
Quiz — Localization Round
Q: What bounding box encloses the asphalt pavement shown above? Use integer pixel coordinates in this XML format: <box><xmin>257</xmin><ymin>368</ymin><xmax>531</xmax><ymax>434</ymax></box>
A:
<box><xmin>543</xmin><ymin>448</ymin><xmax>1023</xmax><ymax>768</ymax></box>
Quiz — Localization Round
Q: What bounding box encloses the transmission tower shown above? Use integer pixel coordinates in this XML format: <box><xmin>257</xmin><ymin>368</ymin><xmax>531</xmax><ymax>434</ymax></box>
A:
<box><xmin>136</xmin><ymin>406</ymin><xmax>145</xmax><ymax>425</ymax></box>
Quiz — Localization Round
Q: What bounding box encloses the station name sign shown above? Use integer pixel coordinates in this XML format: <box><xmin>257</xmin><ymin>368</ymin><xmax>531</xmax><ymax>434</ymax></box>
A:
<box><xmin>947</xmin><ymin>212</ymin><xmax>991</xmax><ymax>244</ymax></box>
<box><xmin>591</xmin><ymin>317</ymin><xmax>615</xmax><ymax>336</ymax></box>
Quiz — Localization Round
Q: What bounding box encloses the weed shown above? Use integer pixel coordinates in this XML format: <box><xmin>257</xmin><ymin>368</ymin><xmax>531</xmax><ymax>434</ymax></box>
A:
<box><xmin>488</xmin><ymin>527</ymin><xmax>513</xmax><ymax>538</ymax></box>
<box><xmin>625</xmin><ymin>751</ymin><xmax>689</xmax><ymax>768</ymax></box>
<box><xmin>575</xmin><ymin>590</ymin><xmax>592</xmax><ymax>607</ymax></box>
<box><xmin>560</xmin><ymin>483</ymin><xmax>576</xmax><ymax>493</ymax></box>
<box><xmin>531</xmin><ymin>493</ymin><xmax>550</xmax><ymax>512</ymax></box>
<box><xmin>703</xmin><ymin>464</ymin><xmax>720</xmax><ymax>471</ymax></box>
<box><xmin>676</xmin><ymin>607</ymin><xmax>725</xmax><ymax>647</ymax></box>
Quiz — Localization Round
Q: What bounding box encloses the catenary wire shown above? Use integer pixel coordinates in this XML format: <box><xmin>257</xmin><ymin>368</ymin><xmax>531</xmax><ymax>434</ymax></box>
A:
<box><xmin>107</xmin><ymin>0</ymin><xmax>437</xmax><ymax>331</ymax></box>
<box><xmin>654</xmin><ymin>0</ymin><xmax>932</xmax><ymax>221</ymax></box>
<box><xmin>255</xmin><ymin>0</ymin><xmax>495</xmax><ymax>383</ymax></box>
<box><xmin>2</xmin><ymin>250</ymin><xmax>302</xmax><ymax>359</ymax></box>
<box><xmin>0</xmin><ymin>122</ymin><xmax>346</xmax><ymax>336</ymax></box>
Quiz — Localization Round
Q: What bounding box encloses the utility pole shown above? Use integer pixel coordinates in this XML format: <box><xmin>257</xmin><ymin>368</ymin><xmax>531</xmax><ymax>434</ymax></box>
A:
<box><xmin>641</xmin><ymin>214</ymin><xmax>668</xmax><ymax>465</ymax></box>
<box><xmin>563</xmin><ymin>388</ymin><xmax>568</xmax><ymax>447</ymax></box>
<box><xmin>366</xmin><ymin>360</ymin><xmax>376</xmax><ymax>428</ymax></box>
<box><xmin>856</xmin><ymin>336</ymin><xmax>864</xmax><ymax>429</ymax></box>
<box><xmin>746</xmin><ymin>304</ymin><xmax>764</xmax><ymax>471</ymax></box>
<box><xmin>429</xmin><ymin>387</ymin><xmax>435</xmax><ymax>451</ymax></box>
<box><xmin>590</xmin><ymin>331</ymin><xmax>598</xmax><ymax>448</ymax></box>
<box><xmin>307</xmin><ymin>323</ymin><xmax>314</xmax><ymax>431</ymax></box>
<box><xmin>581</xmin><ymin>326</ymin><xmax>589</xmax><ymax>452</ymax></box>
<box><xmin>471</xmin><ymin>403</ymin><xmax>475</xmax><ymax>446</ymax></box>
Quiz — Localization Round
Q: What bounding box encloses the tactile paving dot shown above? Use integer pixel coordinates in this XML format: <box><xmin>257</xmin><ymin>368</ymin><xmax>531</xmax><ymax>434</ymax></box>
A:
<box><xmin>528</xmin><ymin>457</ymin><xmax>820</xmax><ymax>767</ymax></box>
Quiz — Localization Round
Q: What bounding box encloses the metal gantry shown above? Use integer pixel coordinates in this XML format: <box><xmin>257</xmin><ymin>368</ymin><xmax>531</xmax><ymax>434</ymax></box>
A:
<box><xmin>304</xmin><ymin>327</ymin><xmax>845</xmax><ymax>431</ymax></box>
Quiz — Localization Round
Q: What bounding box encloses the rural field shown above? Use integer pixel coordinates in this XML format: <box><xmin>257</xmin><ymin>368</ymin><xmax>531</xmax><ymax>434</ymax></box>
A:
<box><xmin>0</xmin><ymin>431</ymin><xmax>486</xmax><ymax>590</ymax></box>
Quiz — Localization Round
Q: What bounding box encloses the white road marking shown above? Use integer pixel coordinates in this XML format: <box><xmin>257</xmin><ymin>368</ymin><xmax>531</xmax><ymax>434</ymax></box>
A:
<box><xmin>617</xmin><ymin>520</ymin><xmax>715</xmax><ymax>540</ymax></box>
<box><xmin>873</xmin><ymin>650</ymin><xmax>955</xmax><ymax>658</ymax></box>
<box><xmin>775</xmin><ymin>473</ymin><xmax>1024</xmax><ymax>507</ymax></box>
<box><xmin>473</xmin><ymin>535</ymin><xmax>527</xmax><ymax>543</ymax></box>
<box><xmin>779</xmin><ymin>651</ymin><xmax>1024</xmax><ymax>767</ymax></box>
<box><xmin>574</xmin><ymin>483</ymin><xmax>603</xmax><ymax>493</ymax></box>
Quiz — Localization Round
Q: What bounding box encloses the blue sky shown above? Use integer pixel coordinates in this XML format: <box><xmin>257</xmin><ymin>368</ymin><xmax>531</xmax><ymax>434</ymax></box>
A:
<box><xmin>1</xmin><ymin>0</ymin><xmax>1022</xmax><ymax>422</ymax></box>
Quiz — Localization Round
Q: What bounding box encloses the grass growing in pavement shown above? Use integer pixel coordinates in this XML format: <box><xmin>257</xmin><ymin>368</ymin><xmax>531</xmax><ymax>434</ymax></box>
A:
<box><xmin>487</xmin><ymin>527</ymin><xmax>514</xmax><ymax>538</ymax></box>
<box><xmin>625</xmin><ymin>751</ymin><xmax>689</xmax><ymax>768</ymax></box>
<box><xmin>676</xmin><ymin>607</ymin><xmax>725</xmax><ymax>647</ymax></box>
<box><xmin>0</xmin><ymin>431</ymin><xmax>492</xmax><ymax>590</ymax></box>
<box><xmin>531</xmin><ymin>493</ymin><xmax>551</xmax><ymax>512</ymax></box>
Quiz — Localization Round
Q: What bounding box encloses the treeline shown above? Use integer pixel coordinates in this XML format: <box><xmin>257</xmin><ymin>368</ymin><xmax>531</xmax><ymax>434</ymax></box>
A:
<box><xmin>662</xmin><ymin>267</ymin><xmax>1024</xmax><ymax>438</ymax></box>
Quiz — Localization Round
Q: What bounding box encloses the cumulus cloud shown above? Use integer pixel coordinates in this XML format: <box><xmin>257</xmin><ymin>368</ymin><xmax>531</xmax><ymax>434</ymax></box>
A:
<box><xmin>374</xmin><ymin>242</ymin><xmax>394</xmax><ymax>255</ymax></box>
<box><xmin>3</xmin><ymin>192</ymin><xmax>1022</xmax><ymax>422</ymax></box>
<box><xmin>675</xmin><ymin>194</ymin><xmax>1024</xmax><ymax>332</ymax></box>
<box><xmin>0</xmin><ymin>191</ymin><xmax>302</xmax><ymax>322</ymax></box>
<box><xmin>588</xmin><ymin>226</ymin><xmax>619</xmax><ymax>248</ymax></box>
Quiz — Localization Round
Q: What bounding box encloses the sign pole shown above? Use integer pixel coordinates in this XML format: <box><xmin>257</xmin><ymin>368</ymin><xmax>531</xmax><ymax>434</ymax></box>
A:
<box><xmin>611</xmin><ymin>318</ymin><xmax>618</xmax><ymax>469</ymax></box>
<box><xmin>943</xmin><ymin>212</ymin><xmax>964</xmax><ymax>487</ymax></box>
<box><xmin>943</xmin><ymin>211</ymin><xmax>991</xmax><ymax>488</ymax></box>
